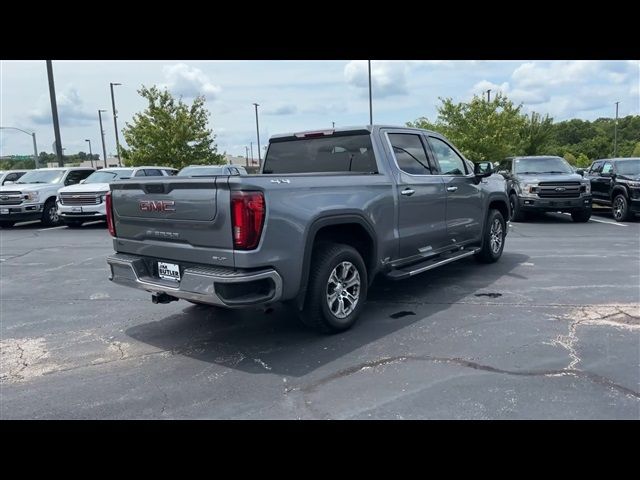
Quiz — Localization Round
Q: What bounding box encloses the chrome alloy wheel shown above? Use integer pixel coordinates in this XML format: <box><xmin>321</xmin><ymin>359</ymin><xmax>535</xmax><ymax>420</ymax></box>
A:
<box><xmin>326</xmin><ymin>261</ymin><xmax>361</xmax><ymax>319</ymax></box>
<box><xmin>489</xmin><ymin>218</ymin><xmax>503</xmax><ymax>254</ymax></box>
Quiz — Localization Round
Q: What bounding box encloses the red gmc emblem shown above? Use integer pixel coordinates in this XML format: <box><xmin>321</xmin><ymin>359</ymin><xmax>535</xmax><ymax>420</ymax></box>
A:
<box><xmin>139</xmin><ymin>200</ymin><xmax>175</xmax><ymax>212</ymax></box>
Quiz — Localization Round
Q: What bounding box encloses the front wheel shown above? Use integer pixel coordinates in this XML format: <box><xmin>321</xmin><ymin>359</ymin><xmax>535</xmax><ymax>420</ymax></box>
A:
<box><xmin>509</xmin><ymin>193</ymin><xmax>526</xmax><ymax>222</ymax></box>
<box><xmin>571</xmin><ymin>209</ymin><xmax>591</xmax><ymax>223</ymax></box>
<box><xmin>612</xmin><ymin>194</ymin><xmax>631</xmax><ymax>222</ymax></box>
<box><xmin>41</xmin><ymin>199</ymin><xmax>60</xmax><ymax>226</ymax></box>
<box><xmin>475</xmin><ymin>209</ymin><xmax>506</xmax><ymax>264</ymax></box>
<box><xmin>299</xmin><ymin>242</ymin><xmax>368</xmax><ymax>334</ymax></box>
<box><xmin>0</xmin><ymin>221</ymin><xmax>15</xmax><ymax>228</ymax></box>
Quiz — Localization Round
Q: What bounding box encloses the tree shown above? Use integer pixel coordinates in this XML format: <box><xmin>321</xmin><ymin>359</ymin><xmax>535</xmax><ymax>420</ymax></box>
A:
<box><xmin>408</xmin><ymin>93</ymin><xmax>526</xmax><ymax>162</ymax></box>
<box><xmin>121</xmin><ymin>86</ymin><xmax>225</xmax><ymax>169</ymax></box>
<box><xmin>576</xmin><ymin>153</ymin><xmax>591</xmax><ymax>168</ymax></box>
<box><xmin>564</xmin><ymin>152</ymin><xmax>577</xmax><ymax>165</ymax></box>
<box><xmin>631</xmin><ymin>142</ymin><xmax>640</xmax><ymax>157</ymax></box>
<box><xmin>520</xmin><ymin>112</ymin><xmax>554</xmax><ymax>155</ymax></box>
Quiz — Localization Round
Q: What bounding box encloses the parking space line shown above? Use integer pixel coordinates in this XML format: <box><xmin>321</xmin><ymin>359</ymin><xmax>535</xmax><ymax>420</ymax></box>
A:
<box><xmin>37</xmin><ymin>226</ymin><xmax>67</xmax><ymax>231</ymax></box>
<box><xmin>589</xmin><ymin>218</ymin><xmax>628</xmax><ymax>227</ymax></box>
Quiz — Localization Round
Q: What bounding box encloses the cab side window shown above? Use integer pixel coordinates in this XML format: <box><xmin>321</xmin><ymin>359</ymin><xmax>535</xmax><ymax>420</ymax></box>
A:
<box><xmin>134</xmin><ymin>170</ymin><xmax>146</xmax><ymax>176</ymax></box>
<box><xmin>144</xmin><ymin>169</ymin><xmax>163</xmax><ymax>176</ymax></box>
<box><xmin>3</xmin><ymin>172</ymin><xmax>21</xmax><ymax>184</ymax></box>
<box><xmin>498</xmin><ymin>159</ymin><xmax>512</xmax><ymax>173</ymax></box>
<box><xmin>589</xmin><ymin>161</ymin><xmax>603</xmax><ymax>174</ymax></box>
<box><xmin>388</xmin><ymin>133</ymin><xmax>433</xmax><ymax>175</ymax></box>
<box><xmin>64</xmin><ymin>170</ymin><xmax>93</xmax><ymax>186</ymax></box>
<box><xmin>428</xmin><ymin>137</ymin><xmax>468</xmax><ymax>175</ymax></box>
<box><xmin>601</xmin><ymin>162</ymin><xmax>613</xmax><ymax>174</ymax></box>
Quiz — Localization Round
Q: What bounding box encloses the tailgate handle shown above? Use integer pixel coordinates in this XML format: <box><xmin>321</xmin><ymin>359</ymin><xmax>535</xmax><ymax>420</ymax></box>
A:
<box><xmin>144</xmin><ymin>183</ymin><xmax>166</xmax><ymax>194</ymax></box>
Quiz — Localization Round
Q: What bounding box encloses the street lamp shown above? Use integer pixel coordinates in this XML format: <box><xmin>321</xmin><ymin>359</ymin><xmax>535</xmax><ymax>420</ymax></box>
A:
<box><xmin>253</xmin><ymin>103</ymin><xmax>261</xmax><ymax>166</ymax></box>
<box><xmin>0</xmin><ymin>127</ymin><xmax>39</xmax><ymax>169</ymax></box>
<box><xmin>85</xmin><ymin>139</ymin><xmax>94</xmax><ymax>169</ymax></box>
<box><xmin>368</xmin><ymin>60</ymin><xmax>373</xmax><ymax>125</ymax></box>
<box><xmin>98</xmin><ymin>110</ymin><xmax>108</xmax><ymax>168</ymax></box>
<box><xmin>614</xmin><ymin>101</ymin><xmax>620</xmax><ymax>157</ymax></box>
<box><xmin>110</xmin><ymin>82</ymin><xmax>122</xmax><ymax>166</ymax></box>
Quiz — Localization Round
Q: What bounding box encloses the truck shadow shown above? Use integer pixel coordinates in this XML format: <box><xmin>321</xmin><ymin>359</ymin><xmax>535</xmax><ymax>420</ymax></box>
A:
<box><xmin>126</xmin><ymin>252</ymin><xmax>529</xmax><ymax>377</ymax></box>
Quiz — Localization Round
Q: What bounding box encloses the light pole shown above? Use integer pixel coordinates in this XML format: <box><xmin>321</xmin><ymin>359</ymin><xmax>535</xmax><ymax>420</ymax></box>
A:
<box><xmin>98</xmin><ymin>110</ymin><xmax>108</xmax><ymax>168</ymax></box>
<box><xmin>368</xmin><ymin>60</ymin><xmax>373</xmax><ymax>125</ymax></box>
<box><xmin>245</xmin><ymin>146</ymin><xmax>249</xmax><ymax>167</ymax></box>
<box><xmin>85</xmin><ymin>139</ymin><xmax>94</xmax><ymax>169</ymax></box>
<box><xmin>614</xmin><ymin>101</ymin><xmax>620</xmax><ymax>157</ymax></box>
<box><xmin>110</xmin><ymin>82</ymin><xmax>122</xmax><ymax>166</ymax></box>
<box><xmin>0</xmin><ymin>127</ymin><xmax>39</xmax><ymax>169</ymax></box>
<box><xmin>253</xmin><ymin>103</ymin><xmax>261</xmax><ymax>166</ymax></box>
<box><xmin>46</xmin><ymin>60</ymin><xmax>64</xmax><ymax>166</ymax></box>
<box><xmin>250</xmin><ymin>141</ymin><xmax>254</xmax><ymax>165</ymax></box>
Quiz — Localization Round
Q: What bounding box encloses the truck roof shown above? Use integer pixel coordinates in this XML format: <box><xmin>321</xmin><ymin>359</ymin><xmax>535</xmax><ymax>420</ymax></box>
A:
<box><xmin>270</xmin><ymin>125</ymin><xmax>440</xmax><ymax>141</ymax></box>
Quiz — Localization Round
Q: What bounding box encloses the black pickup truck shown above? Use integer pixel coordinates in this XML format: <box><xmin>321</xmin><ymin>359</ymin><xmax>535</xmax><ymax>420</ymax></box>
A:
<box><xmin>586</xmin><ymin>157</ymin><xmax>640</xmax><ymax>221</ymax></box>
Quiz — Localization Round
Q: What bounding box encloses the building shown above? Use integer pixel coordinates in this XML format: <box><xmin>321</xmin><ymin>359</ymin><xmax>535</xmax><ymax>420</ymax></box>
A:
<box><xmin>224</xmin><ymin>154</ymin><xmax>259</xmax><ymax>167</ymax></box>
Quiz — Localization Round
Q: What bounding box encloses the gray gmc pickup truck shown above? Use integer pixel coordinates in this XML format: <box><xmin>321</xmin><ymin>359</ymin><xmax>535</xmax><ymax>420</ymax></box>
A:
<box><xmin>107</xmin><ymin>126</ymin><xmax>510</xmax><ymax>333</ymax></box>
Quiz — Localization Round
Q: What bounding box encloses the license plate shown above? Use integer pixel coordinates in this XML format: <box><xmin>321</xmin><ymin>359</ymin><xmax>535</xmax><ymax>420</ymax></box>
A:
<box><xmin>72</xmin><ymin>206</ymin><xmax>83</xmax><ymax>213</ymax></box>
<box><xmin>0</xmin><ymin>208</ymin><xmax>8</xmax><ymax>215</ymax></box>
<box><xmin>158</xmin><ymin>261</ymin><xmax>180</xmax><ymax>282</ymax></box>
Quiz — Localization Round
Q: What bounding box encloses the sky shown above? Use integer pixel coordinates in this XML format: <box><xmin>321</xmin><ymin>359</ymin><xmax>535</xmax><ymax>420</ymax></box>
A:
<box><xmin>1</xmin><ymin>60</ymin><xmax>638</xmax><ymax>159</ymax></box>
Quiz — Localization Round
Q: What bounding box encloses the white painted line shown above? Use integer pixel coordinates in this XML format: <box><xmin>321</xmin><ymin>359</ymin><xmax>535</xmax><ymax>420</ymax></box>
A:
<box><xmin>589</xmin><ymin>217</ymin><xmax>628</xmax><ymax>227</ymax></box>
<box><xmin>37</xmin><ymin>225</ymin><xmax>67</xmax><ymax>231</ymax></box>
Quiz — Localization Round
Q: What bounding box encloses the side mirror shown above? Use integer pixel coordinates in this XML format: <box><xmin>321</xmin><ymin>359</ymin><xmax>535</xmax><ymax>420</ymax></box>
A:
<box><xmin>3</xmin><ymin>181</ymin><xmax>14</xmax><ymax>185</ymax></box>
<box><xmin>474</xmin><ymin>161</ymin><xmax>493</xmax><ymax>178</ymax></box>
<box><xmin>576</xmin><ymin>169</ymin><xmax>584</xmax><ymax>176</ymax></box>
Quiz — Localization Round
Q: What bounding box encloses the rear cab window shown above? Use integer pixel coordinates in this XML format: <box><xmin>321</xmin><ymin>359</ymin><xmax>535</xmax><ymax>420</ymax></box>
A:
<box><xmin>263</xmin><ymin>132</ymin><xmax>378</xmax><ymax>174</ymax></box>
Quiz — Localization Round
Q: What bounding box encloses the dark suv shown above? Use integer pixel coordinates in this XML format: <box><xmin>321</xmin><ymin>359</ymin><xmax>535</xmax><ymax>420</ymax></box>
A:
<box><xmin>496</xmin><ymin>156</ymin><xmax>592</xmax><ymax>222</ymax></box>
<box><xmin>586</xmin><ymin>158</ymin><xmax>640</xmax><ymax>222</ymax></box>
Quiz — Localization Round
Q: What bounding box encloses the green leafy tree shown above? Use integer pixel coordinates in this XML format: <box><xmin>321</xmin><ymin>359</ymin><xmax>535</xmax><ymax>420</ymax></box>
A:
<box><xmin>408</xmin><ymin>93</ymin><xmax>526</xmax><ymax>162</ymax></box>
<box><xmin>563</xmin><ymin>152</ymin><xmax>577</xmax><ymax>165</ymax></box>
<box><xmin>121</xmin><ymin>86</ymin><xmax>224</xmax><ymax>169</ymax></box>
<box><xmin>520</xmin><ymin>112</ymin><xmax>554</xmax><ymax>155</ymax></box>
<box><xmin>576</xmin><ymin>153</ymin><xmax>591</xmax><ymax>168</ymax></box>
<box><xmin>631</xmin><ymin>142</ymin><xmax>640</xmax><ymax>157</ymax></box>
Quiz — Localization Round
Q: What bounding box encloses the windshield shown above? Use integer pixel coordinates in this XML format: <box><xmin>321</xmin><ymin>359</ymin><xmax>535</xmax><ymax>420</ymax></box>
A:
<box><xmin>263</xmin><ymin>134</ymin><xmax>377</xmax><ymax>174</ymax></box>
<box><xmin>616</xmin><ymin>160</ymin><xmax>640</xmax><ymax>175</ymax></box>
<box><xmin>514</xmin><ymin>157</ymin><xmax>573</xmax><ymax>174</ymax></box>
<box><xmin>84</xmin><ymin>169</ymin><xmax>134</xmax><ymax>183</ymax></box>
<box><xmin>16</xmin><ymin>169</ymin><xmax>65</xmax><ymax>184</ymax></box>
<box><xmin>178</xmin><ymin>166</ymin><xmax>226</xmax><ymax>176</ymax></box>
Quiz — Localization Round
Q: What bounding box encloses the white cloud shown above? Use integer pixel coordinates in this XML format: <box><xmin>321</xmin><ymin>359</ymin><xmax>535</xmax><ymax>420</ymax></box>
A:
<box><xmin>344</xmin><ymin>60</ymin><xmax>409</xmax><ymax>98</ymax></box>
<box><xmin>161</xmin><ymin>63</ymin><xmax>221</xmax><ymax>99</ymax></box>
<box><xmin>28</xmin><ymin>86</ymin><xmax>94</xmax><ymax>126</ymax></box>
<box><xmin>511</xmin><ymin>61</ymin><xmax>599</xmax><ymax>88</ymax></box>
<box><xmin>265</xmin><ymin>104</ymin><xmax>297</xmax><ymax>115</ymax></box>
<box><xmin>470</xmin><ymin>80</ymin><xmax>549</xmax><ymax>105</ymax></box>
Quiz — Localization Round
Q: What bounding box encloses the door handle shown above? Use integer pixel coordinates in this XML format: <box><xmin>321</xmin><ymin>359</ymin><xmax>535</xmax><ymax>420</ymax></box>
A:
<box><xmin>401</xmin><ymin>188</ymin><xmax>415</xmax><ymax>196</ymax></box>
<box><xmin>447</xmin><ymin>186</ymin><xmax>458</xmax><ymax>192</ymax></box>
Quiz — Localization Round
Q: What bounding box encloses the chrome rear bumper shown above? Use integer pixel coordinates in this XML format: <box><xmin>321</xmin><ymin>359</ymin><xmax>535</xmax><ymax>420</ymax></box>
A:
<box><xmin>107</xmin><ymin>253</ymin><xmax>282</xmax><ymax>307</ymax></box>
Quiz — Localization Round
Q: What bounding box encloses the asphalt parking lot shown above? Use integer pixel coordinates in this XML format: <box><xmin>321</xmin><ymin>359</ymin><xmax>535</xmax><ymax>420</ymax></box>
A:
<box><xmin>1</xmin><ymin>208</ymin><xmax>639</xmax><ymax>419</ymax></box>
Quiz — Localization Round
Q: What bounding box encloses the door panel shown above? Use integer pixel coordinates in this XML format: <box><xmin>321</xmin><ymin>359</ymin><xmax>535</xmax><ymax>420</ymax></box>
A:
<box><xmin>427</xmin><ymin>136</ymin><xmax>483</xmax><ymax>244</ymax></box>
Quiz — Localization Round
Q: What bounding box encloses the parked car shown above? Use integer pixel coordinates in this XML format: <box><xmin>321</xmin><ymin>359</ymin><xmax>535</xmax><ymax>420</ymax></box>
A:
<box><xmin>496</xmin><ymin>156</ymin><xmax>592</xmax><ymax>222</ymax></box>
<box><xmin>106</xmin><ymin>125</ymin><xmax>509</xmax><ymax>333</ymax></box>
<box><xmin>178</xmin><ymin>165</ymin><xmax>248</xmax><ymax>176</ymax></box>
<box><xmin>118</xmin><ymin>166</ymin><xmax>178</xmax><ymax>178</ymax></box>
<box><xmin>0</xmin><ymin>170</ymin><xmax>29</xmax><ymax>186</ymax></box>
<box><xmin>57</xmin><ymin>168</ymin><xmax>135</xmax><ymax>228</ymax></box>
<box><xmin>0</xmin><ymin>167</ymin><xmax>94</xmax><ymax>228</ymax></box>
<box><xmin>585</xmin><ymin>157</ymin><xmax>640</xmax><ymax>221</ymax></box>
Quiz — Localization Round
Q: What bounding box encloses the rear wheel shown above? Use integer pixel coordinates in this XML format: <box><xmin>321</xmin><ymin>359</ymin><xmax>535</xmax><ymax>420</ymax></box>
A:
<box><xmin>612</xmin><ymin>194</ymin><xmax>631</xmax><ymax>222</ymax></box>
<box><xmin>509</xmin><ymin>193</ymin><xmax>526</xmax><ymax>222</ymax></box>
<box><xmin>41</xmin><ymin>199</ymin><xmax>60</xmax><ymax>226</ymax></box>
<box><xmin>475</xmin><ymin>209</ymin><xmax>506</xmax><ymax>264</ymax></box>
<box><xmin>299</xmin><ymin>242</ymin><xmax>367</xmax><ymax>334</ymax></box>
<box><xmin>571</xmin><ymin>208</ymin><xmax>591</xmax><ymax>222</ymax></box>
<box><xmin>0</xmin><ymin>221</ymin><xmax>15</xmax><ymax>228</ymax></box>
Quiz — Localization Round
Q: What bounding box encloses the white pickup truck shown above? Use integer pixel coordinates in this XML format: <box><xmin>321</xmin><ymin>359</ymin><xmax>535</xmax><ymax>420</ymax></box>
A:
<box><xmin>57</xmin><ymin>166</ymin><xmax>178</xmax><ymax>227</ymax></box>
<box><xmin>0</xmin><ymin>167</ymin><xmax>94</xmax><ymax>228</ymax></box>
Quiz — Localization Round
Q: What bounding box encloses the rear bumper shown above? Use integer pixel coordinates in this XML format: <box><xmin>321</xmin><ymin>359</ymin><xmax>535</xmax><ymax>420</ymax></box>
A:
<box><xmin>519</xmin><ymin>196</ymin><xmax>591</xmax><ymax>212</ymax></box>
<box><xmin>106</xmin><ymin>253</ymin><xmax>283</xmax><ymax>307</ymax></box>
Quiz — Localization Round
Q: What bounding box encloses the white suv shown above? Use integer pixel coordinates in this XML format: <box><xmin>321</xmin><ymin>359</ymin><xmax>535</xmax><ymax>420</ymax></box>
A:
<box><xmin>56</xmin><ymin>166</ymin><xmax>177</xmax><ymax>227</ymax></box>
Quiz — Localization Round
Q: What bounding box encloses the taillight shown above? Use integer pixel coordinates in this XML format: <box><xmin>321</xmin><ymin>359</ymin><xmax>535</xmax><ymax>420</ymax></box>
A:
<box><xmin>106</xmin><ymin>191</ymin><xmax>116</xmax><ymax>237</ymax></box>
<box><xmin>231</xmin><ymin>191</ymin><xmax>265</xmax><ymax>250</ymax></box>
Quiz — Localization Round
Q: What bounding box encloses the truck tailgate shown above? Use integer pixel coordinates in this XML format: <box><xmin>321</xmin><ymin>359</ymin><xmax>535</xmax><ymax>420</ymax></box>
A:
<box><xmin>110</xmin><ymin>177</ymin><xmax>235</xmax><ymax>267</ymax></box>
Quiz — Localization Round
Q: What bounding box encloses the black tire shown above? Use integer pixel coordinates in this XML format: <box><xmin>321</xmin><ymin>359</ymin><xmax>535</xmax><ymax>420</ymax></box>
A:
<box><xmin>41</xmin><ymin>198</ymin><xmax>60</xmax><ymax>226</ymax></box>
<box><xmin>299</xmin><ymin>242</ymin><xmax>368</xmax><ymax>334</ymax></box>
<box><xmin>612</xmin><ymin>194</ymin><xmax>631</xmax><ymax>222</ymax></box>
<box><xmin>571</xmin><ymin>208</ymin><xmax>591</xmax><ymax>223</ymax></box>
<box><xmin>475</xmin><ymin>209</ymin><xmax>506</xmax><ymax>264</ymax></box>
<box><xmin>64</xmin><ymin>221</ymin><xmax>83</xmax><ymax>228</ymax></box>
<box><xmin>0</xmin><ymin>221</ymin><xmax>15</xmax><ymax>228</ymax></box>
<box><xmin>509</xmin><ymin>193</ymin><xmax>526</xmax><ymax>222</ymax></box>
